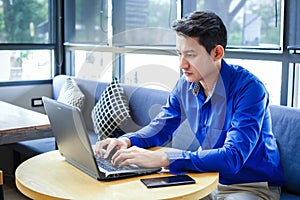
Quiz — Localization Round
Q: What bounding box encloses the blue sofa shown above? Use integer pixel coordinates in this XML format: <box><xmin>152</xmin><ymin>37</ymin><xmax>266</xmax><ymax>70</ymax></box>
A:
<box><xmin>11</xmin><ymin>75</ymin><xmax>170</xmax><ymax>159</ymax></box>
<box><xmin>12</xmin><ymin>75</ymin><xmax>300</xmax><ymax>199</ymax></box>
<box><xmin>269</xmin><ymin>105</ymin><xmax>300</xmax><ymax>199</ymax></box>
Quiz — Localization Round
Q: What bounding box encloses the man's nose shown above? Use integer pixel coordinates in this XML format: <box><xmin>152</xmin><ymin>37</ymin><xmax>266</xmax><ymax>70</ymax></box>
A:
<box><xmin>179</xmin><ymin>57</ymin><xmax>189</xmax><ymax>69</ymax></box>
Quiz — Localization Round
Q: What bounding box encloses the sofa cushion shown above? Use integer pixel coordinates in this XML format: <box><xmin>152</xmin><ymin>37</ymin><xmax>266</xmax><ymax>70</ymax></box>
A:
<box><xmin>270</xmin><ymin>105</ymin><xmax>300</xmax><ymax>195</ymax></box>
<box><xmin>122</xmin><ymin>85</ymin><xmax>170</xmax><ymax>132</ymax></box>
<box><xmin>280</xmin><ymin>192</ymin><xmax>300</xmax><ymax>200</ymax></box>
<box><xmin>57</xmin><ymin>77</ymin><xmax>85</xmax><ymax>109</ymax></box>
<box><xmin>9</xmin><ymin>137</ymin><xmax>56</xmax><ymax>160</ymax></box>
<box><xmin>91</xmin><ymin>78</ymin><xmax>131</xmax><ymax>140</ymax></box>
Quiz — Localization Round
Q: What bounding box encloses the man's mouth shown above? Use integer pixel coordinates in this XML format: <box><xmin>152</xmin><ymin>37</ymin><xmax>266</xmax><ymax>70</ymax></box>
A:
<box><xmin>183</xmin><ymin>71</ymin><xmax>192</xmax><ymax>76</ymax></box>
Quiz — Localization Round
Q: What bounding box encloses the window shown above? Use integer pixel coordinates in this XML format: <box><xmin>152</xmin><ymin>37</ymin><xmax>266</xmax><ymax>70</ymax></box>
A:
<box><xmin>0</xmin><ymin>0</ymin><xmax>55</xmax><ymax>82</ymax></box>
<box><xmin>64</xmin><ymin>0</ymin><xmax>300</xmax><ymax>107</ymax></box>
<box><xmin>64</xmin><ymin>0</ymin><xmax>108</xmax><ymax>44</ymax></box>
<box><xmin>195</xmin><ymin>0</ymin><xmax>282</xmax><ymax>48</ymax></box>
<box><xmin>226</xmin><ymin>58</ymin><xmax>282</xmax><ymax>105</ymax></box>
<box><xmin>0</xmin><ymin>0</ymin><xmax>50</xmax><ymax>44</ymax></box>
<box><xmin>65</xmin><ymin>0</ymin><xmax>178</xmax><ymax>45</ymax></box>
<box><xmin>112</xmin><ymin>0</ymin><xmax>177</xmax><ymax>46</ymax></box>
<box><xmin>65</xmin><ymin>0</ymin><xmax>178</xmax><ymax>84</ymax></box>
<box><xmin>124</xmin><ymin>53</ymin><xmax>179</xmax><ymax>91</ymax></box>
<box><xmin>0</xmin><ymin>50</ymin><xmax>53</xmax><ymax>81</ymax></box>
<box><xmin>73</xmin><ymin>50</ymin><xmax>113</xmax><ymax>82</ymax></box>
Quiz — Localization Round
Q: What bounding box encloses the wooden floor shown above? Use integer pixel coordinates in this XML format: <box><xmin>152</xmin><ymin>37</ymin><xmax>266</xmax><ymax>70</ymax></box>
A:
<box><xmin>3</xmin><ymin>171</ymin><xmax>30</xmax><ymax>200</ymax></box>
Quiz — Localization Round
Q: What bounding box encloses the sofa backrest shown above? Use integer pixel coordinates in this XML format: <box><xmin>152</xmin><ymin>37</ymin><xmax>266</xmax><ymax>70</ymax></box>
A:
<box><xmin>122</xmin><ymin>85</ymin><xmax>170</xmax><ymax>132</ymax></box>
<box><xmin>52</xmin><ymin>75</ymin><xmax>170</xmax><ymax>134</ymax></box>
<box><xmin>270</xmin><ymin>105</ymin><xmax>300</xmax><ymax>195</ymax></box>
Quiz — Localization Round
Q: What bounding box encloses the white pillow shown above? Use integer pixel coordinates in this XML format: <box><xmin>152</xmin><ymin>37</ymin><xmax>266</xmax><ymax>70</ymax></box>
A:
<box><xmin>91</xmin><ymin>78</ymin><xmax>130</xmax><ymax>140</ymax></box>
<box><xmin>57</xmin><ymin>78</ymin><xmax>85</xmax><ymax>109</ymax></box>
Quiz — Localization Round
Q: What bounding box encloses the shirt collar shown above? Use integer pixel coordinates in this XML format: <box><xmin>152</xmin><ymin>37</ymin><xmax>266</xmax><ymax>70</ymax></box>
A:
<box><xmin>192</xmin><ymin>81</ymin><xmax>201</xmax><ymax>96</ymax></box>
<box><xmin>189</xmin><ymin>59</ymin><xmax>229</xmax><ymax>100</ymax></box>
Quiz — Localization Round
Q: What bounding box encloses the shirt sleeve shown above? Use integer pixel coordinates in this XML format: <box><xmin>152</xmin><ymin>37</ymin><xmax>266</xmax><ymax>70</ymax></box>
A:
<box><xmin>122</xmin><ymin>86</ymin><xmax>184</xmax><ymax>148</ymax></box>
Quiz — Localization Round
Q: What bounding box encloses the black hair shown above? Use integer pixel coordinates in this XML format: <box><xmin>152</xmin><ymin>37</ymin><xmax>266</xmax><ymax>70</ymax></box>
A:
<box><xmin>172</xmin><ymin>11</ymin><xmax>227</xmax><ymax>54</ymax></box>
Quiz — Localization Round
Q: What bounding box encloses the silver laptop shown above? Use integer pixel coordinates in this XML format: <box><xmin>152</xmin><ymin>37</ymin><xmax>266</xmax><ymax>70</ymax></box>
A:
<box><xmin>42</xmin><ymin>96</ymin><xmax>161</xmax><ymax>180</ymax></box>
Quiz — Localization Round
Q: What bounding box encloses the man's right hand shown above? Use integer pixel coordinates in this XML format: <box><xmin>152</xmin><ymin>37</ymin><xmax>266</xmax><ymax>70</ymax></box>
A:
<box><xmin>94</xmin><ymin>137</ymin><xmax>131</xmax><ymax>159</ymax></box>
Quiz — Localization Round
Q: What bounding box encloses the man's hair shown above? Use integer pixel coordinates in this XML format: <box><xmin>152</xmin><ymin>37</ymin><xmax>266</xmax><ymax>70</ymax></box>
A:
<box><xmin>172</xmin><ymin>11</ymin><xmax>227</xmax><ymax>54</ymax></box>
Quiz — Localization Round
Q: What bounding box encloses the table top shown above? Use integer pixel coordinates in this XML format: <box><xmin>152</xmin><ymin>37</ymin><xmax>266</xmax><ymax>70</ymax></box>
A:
<box><xmin>15</xmin><ymin>150</ymin><xmax>219</xmax><ymax>200</ymax></box>
<box><xmin>0</xmin><ymin>100</ymin><xmax>52</xmax><ymax>145</ymax></box>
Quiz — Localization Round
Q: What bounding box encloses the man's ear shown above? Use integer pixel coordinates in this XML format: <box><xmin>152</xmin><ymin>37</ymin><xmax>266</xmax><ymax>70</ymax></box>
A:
<box><xmin>212</xmin><ymin>45</ymin><xmax>224</xmax><ymax>61</ymax></box>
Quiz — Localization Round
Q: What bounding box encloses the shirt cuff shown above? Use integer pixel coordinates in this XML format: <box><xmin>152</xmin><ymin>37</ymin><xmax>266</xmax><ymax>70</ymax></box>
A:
<box><xmin>166</xmin><ymin>151</ymin><xmax>195</xmax><ymax>174</ymax></box>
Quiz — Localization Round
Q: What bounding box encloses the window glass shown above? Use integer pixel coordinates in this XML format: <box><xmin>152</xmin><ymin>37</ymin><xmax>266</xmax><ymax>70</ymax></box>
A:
<box><xmin>196</xmin><ymin>0</ymin><xmax>282</xmax><ymax>48</ymax></box>
<box><xmin>64</xmin><ymin>0</ymin><xmax>108</xmax><ymax>44</ymax></box>
<box><xmin>0</xmin><ymin>0</ymin><xmax>50</xmax><ymax>43</ymax></box>
<box><xmin>0</xmin><ymin>50</ymin><xmax>53</xmax><ymax>81</ymax></box>
<box><xmin>226</xmin><ymin>58</ymin><xmax>281</xmax><ymax>105</ymax></box>
<box><xmin>124</xmin><ymin>53</ymin><xmax>179</xmax><ymax>91</ymax></box>
<box><xmin>112</xmin><ymin>0</ymin><xmax>177</xmax><ymax>46</ymax></box>
<box><xmin>74</xmin><ymin>50</ymin><xmax>113</xmax><ymax>82</ymax></box>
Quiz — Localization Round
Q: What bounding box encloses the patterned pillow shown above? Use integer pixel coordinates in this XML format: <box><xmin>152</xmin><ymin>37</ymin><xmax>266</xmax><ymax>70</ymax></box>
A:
<box><xmin>91</xmin><ymin>78</ymin><xmax>130</xmax><ymax>140</ymax></box>
<box><xmin>57</xmin><ymin>78</ymin><xmax>85</xmax><ymax>109</ymax></box>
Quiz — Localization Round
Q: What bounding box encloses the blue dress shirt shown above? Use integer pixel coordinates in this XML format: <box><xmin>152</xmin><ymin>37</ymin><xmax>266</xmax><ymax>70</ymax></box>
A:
<box><xmin>123</xmin><ymin>59</ymin><xmax>286</xmax><ymax>186</ymax></box>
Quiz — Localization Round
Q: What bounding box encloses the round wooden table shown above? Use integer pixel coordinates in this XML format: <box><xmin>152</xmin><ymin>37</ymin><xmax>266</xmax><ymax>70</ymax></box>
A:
<box><xmin>15</xmin><ymin>150</ymin><xmax>218</xmax><ymax>200</ymax></box>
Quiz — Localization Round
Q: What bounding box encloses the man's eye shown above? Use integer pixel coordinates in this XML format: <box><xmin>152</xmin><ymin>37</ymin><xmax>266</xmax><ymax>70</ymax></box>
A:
<box><xmin>187</xmin><ymin>54</ymin><xmax>195</xmax><ymax>57</ymax></box>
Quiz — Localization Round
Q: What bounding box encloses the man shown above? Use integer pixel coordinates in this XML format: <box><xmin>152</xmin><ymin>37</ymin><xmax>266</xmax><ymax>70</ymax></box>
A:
<box><xmin>94</xmin><ymin>11</ymin><xmax>285</xmax><ymax>199</ymax></box>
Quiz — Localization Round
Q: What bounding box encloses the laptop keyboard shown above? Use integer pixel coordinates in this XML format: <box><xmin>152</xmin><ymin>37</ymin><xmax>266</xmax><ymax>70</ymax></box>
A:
<box><xmin>96</xmin><ymin>156</ymin><xmax>139</xmax><ymax>172</ymax></box>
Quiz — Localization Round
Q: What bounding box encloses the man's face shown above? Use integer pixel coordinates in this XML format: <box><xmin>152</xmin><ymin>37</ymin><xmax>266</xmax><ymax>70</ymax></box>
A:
<box><xmin>176</xmin><ymin>35</ymin><xmax>217</xmax><ymax>83</ymax></box>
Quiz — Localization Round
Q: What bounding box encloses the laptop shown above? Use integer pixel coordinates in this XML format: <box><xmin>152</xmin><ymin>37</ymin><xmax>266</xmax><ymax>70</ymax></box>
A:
<box><xmin>42</xmin><ymin>96</ymin><xmax>161</xmax><ymax>180</ymax></box>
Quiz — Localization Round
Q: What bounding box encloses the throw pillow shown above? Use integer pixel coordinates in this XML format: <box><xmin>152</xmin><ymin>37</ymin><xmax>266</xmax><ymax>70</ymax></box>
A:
<box><xmin>57</xmin><ymin>77</ymin><xmax>85</xmax><ymax>109</ymax></box>
<box><xmin>91</xmin><ymin>78</ymin><xmax>130</xmax><ymax>140</ymax></box>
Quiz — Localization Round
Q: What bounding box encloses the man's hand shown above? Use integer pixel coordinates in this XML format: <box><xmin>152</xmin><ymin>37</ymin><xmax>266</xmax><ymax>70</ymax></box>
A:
<box><xmin>94</xmin><ymin>137</ymin><xmax>131</xmax><ymax>159</ymax></box>
<box><xmin>111</xmin><ymin>146</ymin><xmax>169</xmax><ymax>168</ymax></box>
